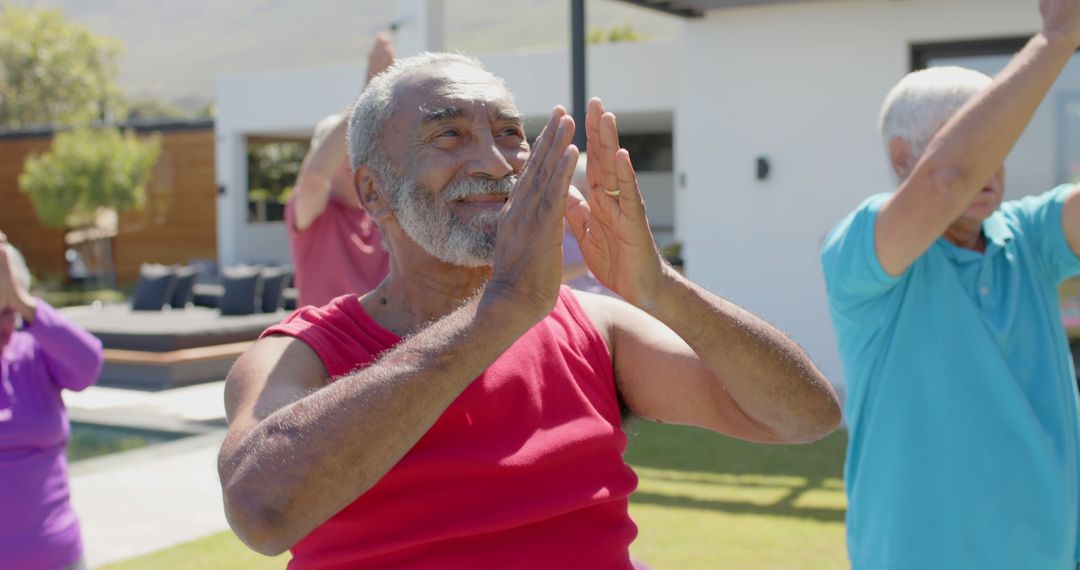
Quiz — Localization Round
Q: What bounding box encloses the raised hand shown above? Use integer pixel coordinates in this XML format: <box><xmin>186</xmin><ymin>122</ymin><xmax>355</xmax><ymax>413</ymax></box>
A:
<box><xmin>367</xmin><ymin>33</ymin><xmax>395</xmax><ymax>82</ymax></box>
<box><xmin>565</xmin><ymin>97</ymin><xmax>664</xmax><ymax>308</ymax></box>
<box><xmin>0</xmin><ymin>233</ymin><xmax>18</xmax><ymax>311</ymax></box>
<box><xmin>1041</xmin><ymin>0</ymin><xmax>1080</xmax><ymax>46</ymax></box>
<box><xmin>485</xmin><ymin>107</ymin><xmax>579</xmax><ymax>321</ymax></box>
<box><xmin>0</xmin><ymin>232</ymin><xmax>34</xmax><ymax>323</ymax></box>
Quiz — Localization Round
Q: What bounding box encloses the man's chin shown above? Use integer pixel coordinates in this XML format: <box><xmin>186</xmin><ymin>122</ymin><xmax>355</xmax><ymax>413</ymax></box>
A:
<box><xmin>963</xmin><ymin>202</ymin><xmax>999</xmax><ymax>222</ymax></box>
<box><xmin>445</xmin><ymin>255</ymin><xmax>494</xmax><ymax>269</ymax></box>
<box><xmin>418</xmin><ymin>239</ymin><xmax>495</xmax><ymax>268</ymax></box>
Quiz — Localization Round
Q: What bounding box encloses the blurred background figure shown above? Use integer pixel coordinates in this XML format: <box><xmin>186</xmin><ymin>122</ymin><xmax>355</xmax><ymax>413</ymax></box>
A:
<box><xmin>822</xmin><ymin>2</ymin><xmax>1080</xmax><ymax>567</ymax></box>
<box><xmin>0</xmin><ymin>234</ymin><xmax>104</xmax><ymax>570</ymax></box>
<box><xmin>286</xmin><ymin>34</ymin><xmax>395</xmax><ymax>308</ymax></box>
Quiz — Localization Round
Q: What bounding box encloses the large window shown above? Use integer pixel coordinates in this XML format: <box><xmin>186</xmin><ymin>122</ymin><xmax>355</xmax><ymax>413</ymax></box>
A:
<box><xmin>912</xmin><ymin>38</ymin><xmax>1080</xmax><ymax>198</ymax></box>
<box><xmin>246</xmin><ymin>138</ymin><xmax>309</xmax><ymax>223</ymax></box>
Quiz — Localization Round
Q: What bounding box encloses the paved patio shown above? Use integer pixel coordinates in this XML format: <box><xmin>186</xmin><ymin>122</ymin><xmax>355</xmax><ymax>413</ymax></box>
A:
<box><xmin>64</xmin><ymin>381</ymin><xmax>235</xmax><ymax>568</ymax></box>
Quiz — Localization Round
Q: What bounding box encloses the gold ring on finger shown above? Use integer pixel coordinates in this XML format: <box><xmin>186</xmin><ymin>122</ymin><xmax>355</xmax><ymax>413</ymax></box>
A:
<box><xmin>603</xmin><ymin>188</ymin><xmax>621</xmax><ymax>197</ymax></box>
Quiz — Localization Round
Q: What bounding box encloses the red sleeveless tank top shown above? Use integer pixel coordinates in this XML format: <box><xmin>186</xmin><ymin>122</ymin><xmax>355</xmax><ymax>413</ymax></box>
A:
<box><xmin>261</xmin><ymin>286</ymin><xmax>638</xmax><ymax>569</ymax></box>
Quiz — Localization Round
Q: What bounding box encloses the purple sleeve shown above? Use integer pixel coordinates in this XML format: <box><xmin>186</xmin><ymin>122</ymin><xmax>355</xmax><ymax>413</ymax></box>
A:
<box><xmin>562</xmin><ymin>229</ymin><xmax>585</xmax><ymax>267</ymax></box>
<box><xmin>25</xmin><ymin>300</ymin><xmax>104</xmax><ymax>392</ymax></box>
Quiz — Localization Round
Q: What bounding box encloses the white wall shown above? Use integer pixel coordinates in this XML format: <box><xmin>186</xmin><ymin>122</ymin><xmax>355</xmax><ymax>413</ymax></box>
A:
<box><xmin>215</xmin><ymin>40</ymin><xmax>678</xmax><ymax>267</ymax></box>
<box><xmin>215</xmin><ymin>63</ymin><xmax>374</xmax><ymax>267</ymax></box>
<box><xmin>676</xmin><ymin>0</ymin><xmax>1043</xmax><ymax>389</ymax></box>
<box><xmin>480</xmin><ymin>40</ymin><xmax>677</xmax><ymax>131</ymax></box>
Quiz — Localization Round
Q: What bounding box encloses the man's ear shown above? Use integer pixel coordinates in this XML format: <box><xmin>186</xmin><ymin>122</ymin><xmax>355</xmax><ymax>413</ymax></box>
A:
<box><xmin>355</xmin><ymin>166</ymin><xmax>393</xmax><ymax>221</ymax></box>
<box><xmin>888</xmin><ymin>136</ymin><xmax>915</xmax><ymax>181</ymax></box>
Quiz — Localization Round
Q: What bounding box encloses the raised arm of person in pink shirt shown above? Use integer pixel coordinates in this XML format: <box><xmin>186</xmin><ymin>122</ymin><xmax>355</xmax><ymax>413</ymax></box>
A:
<box><xmin>292</xmin><ymin>34</ymin><xmax>395</xmax><ymax>232</ymax></box>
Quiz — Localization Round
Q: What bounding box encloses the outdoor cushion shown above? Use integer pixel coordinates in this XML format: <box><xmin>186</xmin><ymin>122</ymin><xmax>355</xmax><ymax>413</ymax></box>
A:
<box><xmin>192</xmin><ymin>283</ymin><xmax>224</xmax><ymax>308</ymax></box>
<box><xmin>260</xmin><ymin>267</ymin><xmax>292</xmax><ymax>313</ymax></box>
<box><xmin>131</xmin><ymin>264</ymin><xmax>177</xmax><ymax>311</ymax></box>
<box><xmin>220</xmin><ymin>267</ymin><xmax>264</xmax><ymax>316</ymax></box>
<box><xmin>169</xmin><ymin>265</ymin><xmax>199</xmax><ymax>309</ymax></box>
<box><xmin>189</xmin><ymin>258</ymin><xmax>221</xmax><ymax>285</ymax></box>
<box><xmin>282</xmin><ymin>287</ymin><xmax>298</xmax><ymax>311</ymax></box>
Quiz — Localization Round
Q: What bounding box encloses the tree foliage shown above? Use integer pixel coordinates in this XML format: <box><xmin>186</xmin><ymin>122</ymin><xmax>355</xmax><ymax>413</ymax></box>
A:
<box><xmin>587</xmin><ymin>23</ymin><xmax>645</xmax><ymax>45</ymax></box>
<box><xmin>247</xmin><ymin>141</ymin><xmax>308</xmax><ymax>204</ymax></box>
<box><xmin>0</xmin><ymin>6</ymin><xmax>122</xmax><ymax>129</ymax></box>
<box><xmin>18</xmin><ymin>126</ymin><xmax>162</xmax><ymax>229</ymax></box>
<box><xmin>122</xmin><ymin>97</ymin><xmax>189</xmax><ymax>122</ymax></box>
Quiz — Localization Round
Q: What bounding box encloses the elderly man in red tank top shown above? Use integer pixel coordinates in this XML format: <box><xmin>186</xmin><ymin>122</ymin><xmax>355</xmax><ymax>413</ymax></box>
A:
<box><xmin>218</xmin><ymin>52</ymin><xmax>841</xmax><ymax>569</ymax></box>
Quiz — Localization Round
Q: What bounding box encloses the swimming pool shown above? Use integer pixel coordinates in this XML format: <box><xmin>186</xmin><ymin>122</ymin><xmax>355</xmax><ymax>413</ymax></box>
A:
<box><xmin>67</xmin><ymin>421</ymin><xmax>190</xmax><ymax>462</ymax></box>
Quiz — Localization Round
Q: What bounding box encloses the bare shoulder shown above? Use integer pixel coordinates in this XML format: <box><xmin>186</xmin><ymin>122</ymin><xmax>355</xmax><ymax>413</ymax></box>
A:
<box><xmin>568</xmin><ymin>289</ymin><xmax>623</xmax><ymax>348</ymax></box>
<box><xmin>224</xmin><ymin>335</ymin><xmax>329</xmax><ymax>428</ymax></box>
<box><xmin>569</xmin><ymin>289</ymin><xmax>666</xmax><ymax>357</ymax></box>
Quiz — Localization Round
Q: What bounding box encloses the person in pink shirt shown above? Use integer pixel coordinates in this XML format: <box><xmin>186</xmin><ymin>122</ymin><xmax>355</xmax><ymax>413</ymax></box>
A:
<box><xmin>219</xmin><ymin>53</ymin><xmax>841</xmax><ymax>568</ymax></box>
<box><xmin>0</xmin><ymin>234</ymin><xmax>104</xmax><ymax>570</ymax></box>
<box><xmin>286</xmin><ymin>34</ymin><xmax>394</xmax><ymax>308</ymax></box>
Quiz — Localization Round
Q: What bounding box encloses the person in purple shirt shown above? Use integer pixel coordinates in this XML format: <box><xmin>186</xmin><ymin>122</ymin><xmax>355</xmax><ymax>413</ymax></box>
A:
<box><xmin>0</xmin><ymin>234</ymin><xmax>104</xmax><ymax>570</ymax></box>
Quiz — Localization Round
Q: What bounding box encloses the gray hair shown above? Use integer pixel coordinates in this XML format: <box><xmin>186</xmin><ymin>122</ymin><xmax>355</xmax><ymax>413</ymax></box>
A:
<box><xmin>346</xmin><ymin>52</ymin><xmax>504</xmax><ymax>177</ymax></box>
<box><xmin>880</xmin><ymin>66</ymin><xmax>992</xmax><ymax>164</ymax></box>
<box><xmin>5</xmin><ymin>244</ymin><xmax>31</xmax><ymax>291</ymax></box>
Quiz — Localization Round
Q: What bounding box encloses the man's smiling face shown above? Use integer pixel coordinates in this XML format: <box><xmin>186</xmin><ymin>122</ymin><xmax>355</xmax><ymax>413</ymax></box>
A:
<box><xmin>375</xmin><ymin>62</ymin><xmax>530</xmax><ymax>267</ymax></box>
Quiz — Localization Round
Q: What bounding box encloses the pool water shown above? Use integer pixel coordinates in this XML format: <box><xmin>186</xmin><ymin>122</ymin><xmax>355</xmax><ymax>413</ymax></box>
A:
<box><xmin>67</xmin><ymin>422</ymin><xmax>190</xmax><ymax>462</ymax></box>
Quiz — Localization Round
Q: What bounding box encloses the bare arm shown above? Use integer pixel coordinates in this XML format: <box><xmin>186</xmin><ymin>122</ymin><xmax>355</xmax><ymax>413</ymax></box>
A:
<box><xmin>580</xmin><ymin>276</ymin><xmax>838</xmax><ymax>444</ymax></box>
<box><xmin>877</xmin><ymin>1</ymin><xmax>1080</xmax><ymax>275</ymax></box>
<box><xmin>220</xmin><ymin>296</ymin><xmax>540</xmax><ymax>554</ymax></box>
<box><xmin>568</xmin><ymin>98</ymin><xmax>838</xmax><ymax>444</ymax></box>
<box><xmin>291</xmin><ymin>118</ymin><xmax>346</xmax><ymax>232</ymax></box>
<box><xmin>292</xmin><ymin>34</ymin><xmax>394</xmax><ymax>231</ymax></box>
<box><xmin>219</xmin><ymin>108</ymin><xmax>579</xmax><ymax>555</ymax></box>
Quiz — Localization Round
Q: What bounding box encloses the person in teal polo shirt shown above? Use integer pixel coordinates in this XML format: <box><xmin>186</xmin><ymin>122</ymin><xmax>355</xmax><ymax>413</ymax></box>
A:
<box><xmin>822</xmin><ymin>2</ymin><xmax>1080</xmax><ymax>568</ymax></box>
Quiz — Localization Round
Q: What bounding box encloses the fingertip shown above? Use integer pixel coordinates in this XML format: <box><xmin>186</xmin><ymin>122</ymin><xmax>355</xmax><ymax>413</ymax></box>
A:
<box><xmin>559</xmin><ymin>145</ymin><xmax>580</xmax><ymax>174</ymax></box>
<box><xmin>615</xmin><ymin>149</ymin><xmax>636</xmax><ymax>177</ymax></box>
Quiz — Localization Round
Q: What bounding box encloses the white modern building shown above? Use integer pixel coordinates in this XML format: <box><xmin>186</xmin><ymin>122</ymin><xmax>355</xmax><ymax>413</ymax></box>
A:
<box><xmin>216</xmin><ymin>0</ymin><xmax>1079</xmax><ymax>388</ymax></box>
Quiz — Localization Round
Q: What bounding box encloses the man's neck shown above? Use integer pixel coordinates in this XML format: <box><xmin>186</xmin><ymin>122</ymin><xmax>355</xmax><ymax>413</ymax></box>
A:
<box><xmin>360</xmin><ymin>257</ymin><xmax>492</xmax><ymax>336</ymax></box>
<box><xmin>943</xmin><ymin>223</ymin><xmax>986</xmax><ymax>253</ymax></box>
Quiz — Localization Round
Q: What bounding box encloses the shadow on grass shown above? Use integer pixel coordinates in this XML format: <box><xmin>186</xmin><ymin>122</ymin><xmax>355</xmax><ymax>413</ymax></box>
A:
<box><xmin>624</xmin><ymin>420</ymin><xmax>846</xmax><ymax>479</ymax></box>
<box><xmin>631</xmin><ymin>487</ymin><xmax>845</xmax><ymax>523</ymax></box>
<box><xmin>624</xmin><ymin>420</ymin><xmax>848</xmax><ymax>523</ymax></box>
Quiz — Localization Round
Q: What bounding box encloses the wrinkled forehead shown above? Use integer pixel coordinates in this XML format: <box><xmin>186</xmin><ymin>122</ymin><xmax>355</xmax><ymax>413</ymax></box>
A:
<box><xmin>391</xmin><ymin>62</ymin><xmax>520</xmax><ymax>128</ymax></box>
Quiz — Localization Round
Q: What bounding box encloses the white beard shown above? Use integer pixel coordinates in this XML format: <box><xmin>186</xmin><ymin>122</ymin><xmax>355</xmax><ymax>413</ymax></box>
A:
<box><xmin>385</xmin><ymin>170</ymin><xmax>516</xmax><ymax>267</ymax></box>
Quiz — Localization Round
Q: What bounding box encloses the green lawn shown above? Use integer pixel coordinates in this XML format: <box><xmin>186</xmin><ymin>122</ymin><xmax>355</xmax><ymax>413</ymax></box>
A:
<box><xmin>37</xmin><ymin>287</ymin><xmax>127</xmax><ymax>308</ymax></box>
<box><xmin>624</xmin><ymin>421</ymin><xmax>847</xmax><ymax>569</ymax></box>
<box><xmin>101</xmin><ymin>423</ymin><xmax>848</xmax><ymax>570</ymax></box>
